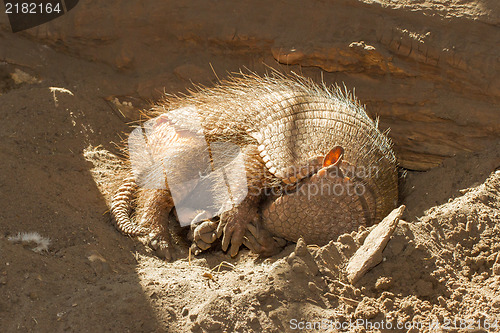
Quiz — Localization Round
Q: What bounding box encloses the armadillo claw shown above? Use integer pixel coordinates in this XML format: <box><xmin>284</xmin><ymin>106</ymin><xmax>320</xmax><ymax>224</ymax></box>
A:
<box><xmin>229</xmin><ymin>241</ymin><xmax>241</xmax><ymax>258</ymax></box>
<box><xmin>246</xmin><ymin>221</ymin><xmax>264</xmax><ymax>241</ymax></box>
<box><xmin>242</xmin><ymin>233</ymin><xmax>260</xmax><ymax>253</ymax></box>
<box><xmin>196</xmin><ymin>239</ymin><xmax>212</xmax><ymax>251</ymax></box>
<box><xmin>190</xmin><ymin>243</ymin><xmax>202</xmax><ymax>256</ymax></box>
<box><xmin>216</xmin><ymin>221</ymin><xmax>224</xmax><ymax>238</ymax></box>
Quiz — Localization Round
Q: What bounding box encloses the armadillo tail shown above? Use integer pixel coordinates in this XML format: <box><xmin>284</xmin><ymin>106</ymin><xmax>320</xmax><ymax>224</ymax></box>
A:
<box><xmin>110</xmin><ymin>175</ymin><xmax>147</xmax><ymax>236</ymax></box>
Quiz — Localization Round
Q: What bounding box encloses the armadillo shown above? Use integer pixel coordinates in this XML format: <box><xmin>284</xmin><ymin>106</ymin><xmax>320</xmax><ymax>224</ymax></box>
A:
<box><xmin>109</xmin><ymin>73</ymin><xmax>398</xmax><ymax>259</ymax></box>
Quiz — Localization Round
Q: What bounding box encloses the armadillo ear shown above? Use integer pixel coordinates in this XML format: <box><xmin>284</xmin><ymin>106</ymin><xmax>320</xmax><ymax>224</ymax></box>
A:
<box><xmin>323</xmin><ymin>146</ymin><xmax>344</xmax><ymax>167</ymax></box>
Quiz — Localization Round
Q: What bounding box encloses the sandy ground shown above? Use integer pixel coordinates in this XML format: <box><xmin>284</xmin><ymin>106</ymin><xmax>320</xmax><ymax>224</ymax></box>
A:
<box><xmin>1</xmin><ymin>24</ymin><xmax>500</xmax><ymax>333</ymax></box>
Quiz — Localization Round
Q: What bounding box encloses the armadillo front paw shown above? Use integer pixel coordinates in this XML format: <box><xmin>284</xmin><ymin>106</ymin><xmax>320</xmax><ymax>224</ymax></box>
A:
<box><xmin>219</xmin><ymin>195</ymin><xmax>262</xmax><ymax>257</ymax></box>
<box><xmin>221</xmin><ymin>217</ymin><xmax>248</xmax><ymax>257</ymax></box>
<box><xmin>190</xmin><ymin>220</ymin><xmax>222</xmax><ymax>255</ymax></box>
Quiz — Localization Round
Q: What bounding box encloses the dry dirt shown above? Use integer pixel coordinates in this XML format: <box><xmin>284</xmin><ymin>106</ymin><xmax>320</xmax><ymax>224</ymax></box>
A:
<box><xmin>1</xmin><ymin>5</ymin><xmax>500</xmax><ymax>333</ymax></box>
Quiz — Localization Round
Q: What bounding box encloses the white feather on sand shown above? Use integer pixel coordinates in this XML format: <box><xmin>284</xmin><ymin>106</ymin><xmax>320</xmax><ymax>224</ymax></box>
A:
<box><xmin>8</xmin><ymin>232</ymin><xmax>51</xmax><ymax>253</ymax></box>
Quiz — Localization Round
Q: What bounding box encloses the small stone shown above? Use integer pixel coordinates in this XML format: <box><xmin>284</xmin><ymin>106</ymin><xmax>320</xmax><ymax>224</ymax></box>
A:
<box><xmin>478</xmin><ymin>193</ymin><xmax>490</xmax><ymax>204</ymax></box>
<box><xmin>347</xmin><ymin>206</ymin><xmax>405</xmax><ymax>284</ymax></box>
<box><xmin>466</xmin><ymin>220</ymin><xmax>474</xmax><ymax>233</ymax></box>
<box><xmin>182</xmin><ymin>307</ymin><xmax>189</xmax><ymax>316</ymax></box>
<box><xmin>375</xmin><ymin>276</ymin><xmax>393</xmax><ymax>291</ymax></box>
<box><xmin>338</xmin><ymin>234</ymin><xmax>356</xmax><ymax>249</ymax></box>
<box><xmin>356</xmin><ymin>229</ymin><xmax>370</xmax><ymax>245</ymax></box>
<box><xmin>492</xmin><ymin>297</ymin><xmax>500</xmax><ymax>308</ymax></box>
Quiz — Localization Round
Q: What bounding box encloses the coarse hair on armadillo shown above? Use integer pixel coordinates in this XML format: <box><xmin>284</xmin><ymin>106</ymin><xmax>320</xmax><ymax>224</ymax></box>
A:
<box><xmin>149</xmin><ymin>71</ymin><xmax>396</xmax><ymax>169</ymax></box>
